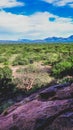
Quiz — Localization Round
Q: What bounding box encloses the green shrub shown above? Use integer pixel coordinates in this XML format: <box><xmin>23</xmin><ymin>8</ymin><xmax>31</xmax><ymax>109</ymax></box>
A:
<box><xmin>0</xmin><ymin>66</ymin><xmax>14</xmax><ymax>95</ymax></box>
<box><xmin>0</xmin><ymin>56</ymin><xmax>7</xmax><ymax>63</ymax></box>
<box><xmin>12</xmin><ymin>56</ymin><xmax>29</xmax><ymax>66</ymax></box>
<box><xmin>4</xmin><ymin>61</ymin><xmax>9</xmax><ymax>65</ymax></box>
<box><xmin>57</xmin><ymin>76</ymin><xmax>73</xmax><ymax>84</ymax></box>
<box><xmin>51</xmin><ymin>61</ymin><xmax>73</xmax><ymax>78</ymax></box>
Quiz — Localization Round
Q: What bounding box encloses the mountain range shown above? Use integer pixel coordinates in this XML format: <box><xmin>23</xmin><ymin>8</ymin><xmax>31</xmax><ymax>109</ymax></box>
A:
<box><xmin>20</xmin><ymin>35</ymin><xmax>73</xmax><ymax>43</ymax></box>
<box><xmin>0</xmin><ymin>35</ymin><xmax>73</xmax><ymax>43</ymax></box>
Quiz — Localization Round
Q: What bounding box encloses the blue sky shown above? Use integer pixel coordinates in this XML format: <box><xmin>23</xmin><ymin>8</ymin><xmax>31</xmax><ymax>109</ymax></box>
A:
<box><xmin>0</xmin><ymin>0</ymin><xmax>73</xmax><ymax>40</ymax></box>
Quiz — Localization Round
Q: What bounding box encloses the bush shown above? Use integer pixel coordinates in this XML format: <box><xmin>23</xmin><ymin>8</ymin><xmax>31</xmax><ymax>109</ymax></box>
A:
<box><xmin>0</xmin><ymin>56</ymin><xmax>7</xmax><ymax>63</ymax></box>
<box><xmin>57</xmin><ymin>76</ymin><xmax>73</xmax><ymax>84</ymax></box>
<box><xmin>51</xmin><ymin>61</ymin><xmax>73</xmax><ymax>78</ymax></box>
<box><xmin>0</xmin><ymin>66</ymin><xmax>14</xmax><ymax>95</ymax></box>
<box><xmin>12</xmin><ymin>56</ymin><xmax>29</xmax><ymax>66</ymax></box>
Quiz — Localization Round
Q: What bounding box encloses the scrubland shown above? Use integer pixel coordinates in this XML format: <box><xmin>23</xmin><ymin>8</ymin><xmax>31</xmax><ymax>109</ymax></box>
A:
<box><xmin>0</xmin><ymin>43</ymin><xmax>73</xmax><ymax>113</ymax></box>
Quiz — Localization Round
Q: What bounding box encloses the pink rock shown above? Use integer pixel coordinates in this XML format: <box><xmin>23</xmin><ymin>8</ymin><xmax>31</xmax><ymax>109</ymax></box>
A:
<box><xmin>0</xmin><ymin>83</ymin><xmax>73</xmax><ymax>130</ymax></box>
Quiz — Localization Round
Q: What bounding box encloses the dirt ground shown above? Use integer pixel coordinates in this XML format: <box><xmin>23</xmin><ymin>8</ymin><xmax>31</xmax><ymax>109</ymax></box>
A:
<box><xmin>11</xmin><ymin>62</ymin><xmax>52</xmax><ymax>78</ymax></box>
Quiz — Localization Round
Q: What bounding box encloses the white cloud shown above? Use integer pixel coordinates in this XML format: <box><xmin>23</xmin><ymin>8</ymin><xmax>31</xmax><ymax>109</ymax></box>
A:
<box><xmin>69</xmin><ymin>3</ymin><xmax>73</xmax><ymax>7</ymax></box>
<box><xmin>0</xmin><ymin>0</ymin><xmax>24</xmax><ymax>8</ymax></box>
<box><xmin>43</xmin><ymin>0</ymin><xmax>73</xmax><ymax>7</ymax></box>
<box><xmin>0</xmin><ymin>10</ymin><xmax>73</xmax><ymax>40</ymax></box>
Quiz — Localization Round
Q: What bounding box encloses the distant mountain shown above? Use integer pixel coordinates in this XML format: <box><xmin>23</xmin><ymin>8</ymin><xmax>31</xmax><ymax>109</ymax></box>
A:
<box><xmin>19</xmin><ymin>39</ymin><xmax>45</xmax><ymax>43</ymax></box>
<box><xmin>44</xmin><ymin>37</ymin><xmax>66</xmax><ymax>42</ymax></box>
<box><xmin>19</xmin><ymin>35</ymin><xmax>73</xmax><ymax>43</ymax></box>
<box><xmin>0</xmin><ymin>35</ymin><xmax>73</xmax><ymax>43</ymax></box>
<box><xmin>67</xmin><ymin>35</ymin><xmax>73</xmax><ymax>42</ymax></box>
<box><xmin>44</xmin><ymin>35</ymin><xmax>73</xmax><ymax>42</ymax></box>
<box><xmin>19</xmin><ymin>39</ymin><xmax>32</xmax><ymax>43</ymax></box>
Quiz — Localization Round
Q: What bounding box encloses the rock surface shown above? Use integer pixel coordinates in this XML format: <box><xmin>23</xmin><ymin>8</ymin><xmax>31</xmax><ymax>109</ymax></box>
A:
<box><xmin>0</xmin><ymin>83</ymin><xmax>73</xmax><ymax>130</ymax></box>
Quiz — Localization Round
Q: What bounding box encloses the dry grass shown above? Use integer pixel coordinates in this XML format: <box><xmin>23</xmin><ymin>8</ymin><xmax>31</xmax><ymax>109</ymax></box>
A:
<box><xmin>13</xmin><ymin>62</ymin><xmax>53</xmax><ymax>91</ymax></box>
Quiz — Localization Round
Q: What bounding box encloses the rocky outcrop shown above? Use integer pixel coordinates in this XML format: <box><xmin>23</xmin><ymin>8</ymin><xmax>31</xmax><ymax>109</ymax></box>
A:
<box><xmin>0</xmin><ymin>83</ymin><xmax>73</xmax><ymax>130</ymax></box>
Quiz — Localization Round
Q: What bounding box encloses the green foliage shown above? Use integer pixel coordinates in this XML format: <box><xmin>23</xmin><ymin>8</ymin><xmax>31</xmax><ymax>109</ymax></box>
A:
<box><xmin>0</xmin><ymin>66</ymin><xmax>13</xmax><ymax>94</ymax></box>
<box><xmin>43</xmin><ymin>53</ymin><xmax>60</xmax><ymax>65</ymax></box>
<box><xmin>12</xmin><ymin>56</ymin><xmax>29</xmax><ymax>65</ymax></box>
<box><xmin>0</xmin><ymin>66</ymin><xmax>12</xmax><ymax>79</ymax></box>
<box><xmin>4</xmin><ymin>61</ymin><xmax>9</xmax><ymax>65</ymax></box>
<box><xmin>57</xmin><ymin>76</ymin><xmax>73</xmax><ymax>84</ymax></box>
<box><xmin>0</xmin><ymin>43</ymin><xmax>73</xmax><ymax>82</ymax></box>
<box><xmin>0</xmin><ymin>43</ymin><xmax>73</xmax><ymax>67</ymax></box>
<box><xmin>52</xmin><ymin>61</ymin><xmax>73</xmax><ymax>78</ymax></box>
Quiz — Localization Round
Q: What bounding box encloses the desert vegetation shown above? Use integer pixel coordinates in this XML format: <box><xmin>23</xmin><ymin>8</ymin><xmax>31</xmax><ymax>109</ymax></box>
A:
<box><xmin>0</xmin><ymin>43</ymin><xmax>73</xmax><ymax>113</ymax></box>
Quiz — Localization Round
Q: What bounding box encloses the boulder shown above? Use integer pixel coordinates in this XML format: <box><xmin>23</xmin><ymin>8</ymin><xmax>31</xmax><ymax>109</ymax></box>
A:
<box><xmin>0</xmin><ymin>83</ymin><xmax>73</xmax><ymax>130</ymax></box>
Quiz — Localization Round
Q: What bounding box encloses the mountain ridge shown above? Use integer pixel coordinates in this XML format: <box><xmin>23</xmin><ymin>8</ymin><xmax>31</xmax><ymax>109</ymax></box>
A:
<box><xmin>0</xmin><ymin>35</ymin><xmax>73</xmax><ymax>43</ymax></box>
<box><xmin>19</xmin><ymin>35</ymin><xmax>73</xmax><ymax>43</ymax></box>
